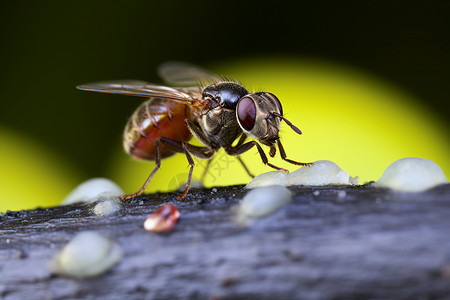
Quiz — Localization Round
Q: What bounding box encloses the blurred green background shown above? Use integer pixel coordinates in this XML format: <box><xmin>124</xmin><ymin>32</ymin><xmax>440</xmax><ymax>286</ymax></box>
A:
<box><xmin>0</xmin><ymin>1</ymin><xmax>449</xmax><ymax>212</ymax></box>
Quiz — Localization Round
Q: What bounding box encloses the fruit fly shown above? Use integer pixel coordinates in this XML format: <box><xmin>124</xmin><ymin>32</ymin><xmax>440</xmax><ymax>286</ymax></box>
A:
<box><xmin>77</xmin><ymin>62</ymin><xmax>312</xmax><ymax>201</ymax></box>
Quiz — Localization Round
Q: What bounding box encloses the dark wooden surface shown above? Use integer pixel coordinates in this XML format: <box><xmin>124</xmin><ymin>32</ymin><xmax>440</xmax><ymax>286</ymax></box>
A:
<box><xmin>1</xmin><ymin>184</ymin><xmax>450</xmax><ymax>300</ymax></box>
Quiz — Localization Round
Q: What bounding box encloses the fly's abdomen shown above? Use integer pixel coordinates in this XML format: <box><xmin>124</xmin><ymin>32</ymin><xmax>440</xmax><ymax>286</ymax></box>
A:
<box><xmin>123</xmin><ymin>99</ymin><xmax>193</xmax><ymax>161</ymax></box>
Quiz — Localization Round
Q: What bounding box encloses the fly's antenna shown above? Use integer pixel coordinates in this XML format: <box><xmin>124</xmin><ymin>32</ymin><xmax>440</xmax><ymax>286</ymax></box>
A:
<box><xmin>271</xmin><ymin>112</ymin><xmax>302</xmax><ymax>135</ymax></box>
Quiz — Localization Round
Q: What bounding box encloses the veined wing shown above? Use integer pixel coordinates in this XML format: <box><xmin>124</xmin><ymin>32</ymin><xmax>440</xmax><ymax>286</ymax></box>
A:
<box><xmin>157</xmin><ymin>61</ymin><xmax>222</xmax><ymax>86</ymax></box>
<box><xmin>77</xmin><ymin>80</ymin><xmax>203</xmax><ymax>106</ymax></box>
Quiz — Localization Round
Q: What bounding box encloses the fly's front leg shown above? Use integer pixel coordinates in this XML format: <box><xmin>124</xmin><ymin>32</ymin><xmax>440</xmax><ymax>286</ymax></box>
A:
<box><xmin>225</xmin><ymin>141</ymin><xmax>288</xmax><ymax>173</ymax></box>
<box><xmin>277</xmin><ymin>140</ymin><xmax>313</xmax><ymax>167</ymax></box>
<box><xmin>232</xmin><ymin>134</ymin><xmax>254</xmax><ymax>178</ymax></box>
<box><xmin>235</xmin><ymin>133</ymin><xmax>248</xmax><ymax>148</ymax></box>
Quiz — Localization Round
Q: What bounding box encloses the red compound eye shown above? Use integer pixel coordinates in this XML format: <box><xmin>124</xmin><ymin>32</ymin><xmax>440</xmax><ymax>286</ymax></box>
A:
<box><xmin>237</xmin><ymin>96</ymin><xmax>256</xmax><ymax>131</ymax></box>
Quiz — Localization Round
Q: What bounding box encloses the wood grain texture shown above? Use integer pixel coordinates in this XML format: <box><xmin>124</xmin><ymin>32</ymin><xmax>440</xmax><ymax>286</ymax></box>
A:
<box><xmin>1</xmin><ymin>184</ymin><xmax>450</xmax><ymax>300</ymax></box>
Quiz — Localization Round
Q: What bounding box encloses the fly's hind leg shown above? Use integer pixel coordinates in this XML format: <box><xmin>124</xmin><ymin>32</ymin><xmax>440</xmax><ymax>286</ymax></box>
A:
<box><xmin>121</xmin><ymin>137</ymin><xmax>213</xmax><ymax>201</ymax></box>
<box><xmin>121</xmin><ymin>137</ymin><xmax>184</xmax><ymax>201</ymax></box>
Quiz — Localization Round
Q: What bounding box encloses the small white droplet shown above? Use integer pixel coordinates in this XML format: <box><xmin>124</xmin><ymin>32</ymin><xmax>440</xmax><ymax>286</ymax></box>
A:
<box><xmin>93</xmin><ymin>193</ymin><xmax>123</xmax><ymax>216</ymax></box>
<box><xmin>246</xmin><ymin>171</ymin><xmax>288</xmax><ymax>189</ymax></box>
<box><xmin>50</xmin><ymin>231</ymin><xmax>122</xmax><ymax>278</ymax></box>
<box><xmin>238</xmin><ymin>186</ymin><xmax>292</xmax><ymax>218</ymax></box>
<box><xmin>177</xmin><ymin>179</ymin><xmax>204</xmax><ymax>191</ymax></box>
<box><xmin>287</xmin><ymin>160</ymin><xmax>357</xmax><ymax>186</ymax></box>
<box><xmin>337</xmin><ymin>190</ymin><xmax>347</xmax><ymax>199</ymax></box>
<box><xmin>349</xmin><ymin>176</ymin><xmax>359</xmax><ymax>185</ymax></box>
<box><xmin>62</xmin><ymin>178</ymin><xmax>123</xmax><ymax>205</ymax></box>
<box><xmin>374</xmin><ymin>157</ymin><xmax>448</xmax><ymax>192</ymax></box>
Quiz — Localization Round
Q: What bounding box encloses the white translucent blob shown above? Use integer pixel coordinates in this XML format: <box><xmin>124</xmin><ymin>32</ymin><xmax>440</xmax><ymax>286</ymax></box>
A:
<box><xmin>93</xmin><ymin>193</ymin><xmax>123</xmax><ymax>216</ymax></box>
<box><xmin>287</xmin><ymin>160</ymin><xmax>359</xmax><ymax>186</ymax></box>
<box><xmin>177</xmin><ymin>179</ymin><xmax>204</xmax><ymax>191</ymax></box>
<box><xmin>337</xmin><ymin>190</ymin><xmax>347</xmax><ymax>199</ymax></box>
<box><xmin>245</xmin><ymin>171</ymin><xmax>288</xmax><ymax>189</ymax></box>
<box><xmin>61</xmin><ymin>178</ymin><xmax>123</xmax><ymax>205</ymax></box>
<box><xmin>50</xmin><ymin>231</ymin><xmax>122</xmax><ymax>278</ymax></box>
<box><xmin>349</xmin><ymin>176</ymin><xmax>359</xmax><ymax>185</ymax></box>
<box><xmin>238</xmin><ymin>185</ymin><xmax>292</xmax><ymax>218</ymax></box>
<box><xmin>374</xmin><ymin>157</ymin><xmax>448</xmax><ymax>192</ymax></box>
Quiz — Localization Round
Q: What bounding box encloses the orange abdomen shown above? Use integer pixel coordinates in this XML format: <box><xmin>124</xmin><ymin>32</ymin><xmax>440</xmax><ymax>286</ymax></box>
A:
<box><xmin>123</xmin><ymin>98</ymin><xmax>193</xmax><ymax>161</ymax></box>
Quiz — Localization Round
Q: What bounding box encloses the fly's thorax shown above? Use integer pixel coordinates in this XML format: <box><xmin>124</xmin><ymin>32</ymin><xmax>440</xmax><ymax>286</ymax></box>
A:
<box><xmin>202</xmin><ymin>82</ymin><xmax>249</xmax><ymax>109</ymax></box>
<box><xmin>198</xmin><ymin>107</ymin><xmax>242</xmax><ymax>148</ymax></box>
<box><xmin>195</xmin><ymin>81</ymin><xmax>249</xmax><ymax>148</ymax></box>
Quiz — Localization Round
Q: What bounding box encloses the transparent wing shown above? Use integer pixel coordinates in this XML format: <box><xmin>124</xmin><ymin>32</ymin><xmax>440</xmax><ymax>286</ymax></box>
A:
<box><xmin>157</xmin><ymin>61</ymin><xmax>222</xmax><ymax>86</ymax></box>
<box><xmin>77</xmin><ymin>80</ymin><xmax>203</xmax><ymax>105</ymax></box>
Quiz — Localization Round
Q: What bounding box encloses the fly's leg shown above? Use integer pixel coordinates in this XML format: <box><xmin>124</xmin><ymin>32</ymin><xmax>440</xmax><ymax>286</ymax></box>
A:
<box><xmin>225</xmin><ymin>141</ymin><xmax>288</xmax><ymax>173</ymax></box>
<box><xmin>235</xmin><ymin>133</ymin><xmax>248</xmax><ymax>147</ymax></box>
<box><xmin>121</xmin><ymin>137</ymin><xmax>185</xmax><ymax>201</ymax></box>
<box><xmin>200</xmin><ymin>134</ymin><xmax>253</xmax><ymax>181</ymax></box>
<box><xmin>200</xmin><ymin>158</ymin><xmax>214</xmax><ymax>183</ymax></box>
<box><xmin>236</xmin><ymin>156</ymin><xmax>255</xmax><ymax>178</ymax></box>
<box><xmin>121</xmin><ymin>137</ymin><xmax>213</xmax><ymax>201</ymax></box>
<box><xmin>232</xmin><ymin>134</ymin><xmax>255</xmax><ymax>178</ymax></box>
<box><xmin>277</xmin><ymin>140</ymin><xmax>313</xmax><ymax>167</ymax></box>
<box><xmin>185</xmin><ymin>119</ymin><xmax>213</xmax><ymax>148</ymax></box>
<box><xmin>179</xmin><ymin>142</ymin><xmax>214</xmax><ymax>200</ymax></box>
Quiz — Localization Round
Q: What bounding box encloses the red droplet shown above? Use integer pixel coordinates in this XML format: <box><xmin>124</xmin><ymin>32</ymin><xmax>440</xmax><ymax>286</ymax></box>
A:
<box><xmin>144</xmin><ymin>204</ymin><xmax>180</xmax><ymax>232</ymax></box>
